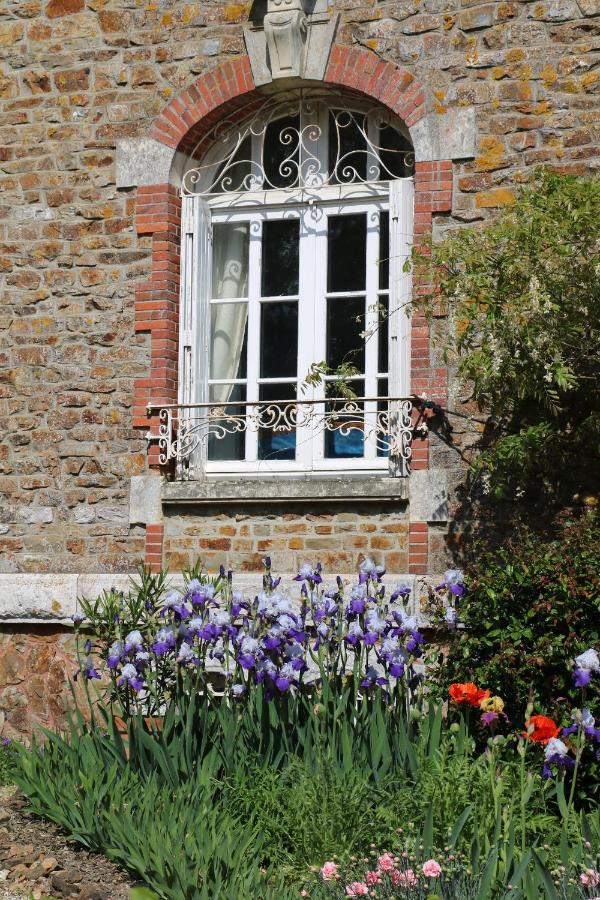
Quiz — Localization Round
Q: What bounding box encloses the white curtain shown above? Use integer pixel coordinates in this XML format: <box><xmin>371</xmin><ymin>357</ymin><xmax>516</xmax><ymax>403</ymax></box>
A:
<box><xmin>210</xmin><ymin>223</ymin><xmax>249</xmax><ymax>404</ymax></box>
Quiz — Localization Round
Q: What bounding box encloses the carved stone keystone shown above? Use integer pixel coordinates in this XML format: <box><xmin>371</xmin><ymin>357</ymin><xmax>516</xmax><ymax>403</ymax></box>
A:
<box><xmin>244</xmin><ymin>0</ymin><xmax>338</xmax><ymax>86</ymax></box>
<box><xmin>264</xmin><ymin>0</ymin><xmax>308</xmax><ymax>79</ymax></box>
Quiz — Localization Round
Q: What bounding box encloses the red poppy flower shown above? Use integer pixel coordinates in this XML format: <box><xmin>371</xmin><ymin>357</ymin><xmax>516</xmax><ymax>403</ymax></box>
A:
<box><xmin>523</xmin><ymin>715</ymin><xmax>560</xmax><ymax>744</ymax></box>
<box><xmin>449</xmin><ymin>682</ymin><xmax>491</xmax><ymax>707</ymax></box>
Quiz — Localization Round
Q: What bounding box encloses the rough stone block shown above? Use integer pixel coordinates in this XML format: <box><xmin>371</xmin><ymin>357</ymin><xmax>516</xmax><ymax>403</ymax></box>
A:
<box><xmin>409</xmin><ymin>469</ymin><xmax>449</xmax><ymax>523</ymax></box>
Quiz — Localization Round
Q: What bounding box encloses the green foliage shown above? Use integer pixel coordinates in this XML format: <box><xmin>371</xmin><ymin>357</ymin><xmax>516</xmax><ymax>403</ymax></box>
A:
<box><xmin>0</xmin><ymin>740</ymin><xmax>15</xmax><ymax>785</ymax></box>
<box><xmin>11</xmin><ymin>686</ymin><xmax>600</xmax><ymax>898</ymax></box>
<box><xmin>415</xmin><ymin>170</ymin><xmax>600</xmax><ymax>501</ymax></box>
<box><xmin>431</xmin><ymin>515</ymin><xmax>600</xmax><ymax>723</ymax></box>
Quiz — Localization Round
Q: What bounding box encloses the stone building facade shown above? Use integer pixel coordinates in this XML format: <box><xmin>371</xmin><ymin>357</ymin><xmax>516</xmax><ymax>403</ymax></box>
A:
<box><xmin>0</xmin><ymin>0</ymin><xmax>598</xmax><ymax>736</ymax></box>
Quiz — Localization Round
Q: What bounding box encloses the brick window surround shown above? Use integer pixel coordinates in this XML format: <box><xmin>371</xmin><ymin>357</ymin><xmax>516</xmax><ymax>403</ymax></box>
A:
<box><xmin>132</xmin><ymin>46</ymin><xmax>452</xmax><ymax>574</ymax></box>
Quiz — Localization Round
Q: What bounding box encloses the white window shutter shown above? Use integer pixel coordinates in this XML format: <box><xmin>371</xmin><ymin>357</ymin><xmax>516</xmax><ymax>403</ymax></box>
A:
<box><xmin>178</xmin><ymin>194</ymin><xmax>212</xmax><ymax>476</ymax></box>
<box><xmin>389</xmin><ymin>178</ymin><xmax>414</xmax><ymax>475</ymax></box>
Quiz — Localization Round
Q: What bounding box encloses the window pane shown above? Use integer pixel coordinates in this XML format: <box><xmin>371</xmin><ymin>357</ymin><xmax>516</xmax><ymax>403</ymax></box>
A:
<box><xmin>379</xmin><ymin>211</ymin><xmax>389</xmax><ymax>290</ymax></box>
<box><xmin>260</xmin><ymin>301</ymin><xmax>298</xmax><ymax>378</ymax></box>
<box><xmin>378</xmin><ymin>296</ymin><xmax>389</xmax><ymax>375</ymax></box>
<box><xmin>207</xmin><ymin>383</ymin><xmax>246</xmax><ymax>461</ymax></box>
<box><xmin>379</xmin><ymin>125</ymin><xmax>415</xmax><ymax>179</ymax></box>
<box><xmin>325</xmin><ymin>381</ymin><xmax>365</xmax><ymax>459</ymax></box>
<box><xmin>258</xmin><ymin>383</ymin><xmax>296</xmax><ymax>461</ymax></box>
<box><xmin>329</xmin><ymin>111</ymin><xmax>367</xmax><ymax>184</ymax></box>
<box><xmin>214</xmin><ymin>135</ymin><xmax>252</xmax><ymax>193</ymax></box>
<box><xmin>327</xmin><ymin>214</ymin><xmax>366</xmax><ymax>293</ymax></box>
<box><xmin>212</xmin><ymin>222</ymin><xmax>249</xmax><ymax>299</ymax></box>
<box><xmin>210</xmin><ymin>303</ymin><xmax>248</xmax><ymax>381</ymax></box>
<box><xmin>264</xmin><ymin>115</ymin><xmax>300</xmax><ymax>190</ymax></box>
<box><xmin>261</xmin><ymin>219</ymin><xmax>300</xmax><ymax>297</ymax></box>
<box><xmin>327</xmin><ymin>296</ymin><xmax>365</xmax><ymax>372</ymax></box>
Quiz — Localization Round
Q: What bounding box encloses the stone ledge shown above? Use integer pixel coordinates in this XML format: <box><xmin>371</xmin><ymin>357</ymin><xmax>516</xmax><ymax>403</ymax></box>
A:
<box><xmin>0</xmin><ymin>571</ymin><xmax>420</xmax><ymax>623</ymax></box>
<box><xmin>162</xmin><ymin>475</ymin><xmax>410</xmax><ymax>505</ymax></box>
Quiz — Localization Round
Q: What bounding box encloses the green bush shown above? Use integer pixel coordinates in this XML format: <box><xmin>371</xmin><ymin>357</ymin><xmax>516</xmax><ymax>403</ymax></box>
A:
<box><xmin>414</xmin><ymin>170</ymin><xmax>600</xmax><ymax>504</ymax></box>
<box><xmin>431</xmin><ymin>514</ymin><xmax>600</xmax><ymax>721</ymax></box>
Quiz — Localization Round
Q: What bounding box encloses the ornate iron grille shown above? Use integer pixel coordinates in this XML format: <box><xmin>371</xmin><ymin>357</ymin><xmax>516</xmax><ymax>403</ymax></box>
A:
<box><xmin>146</xmin><ymin>397</ymin><xmax>414</xmax><ymax>479</ymax></box>
<box><xmin>182</xmin><ymin>90</ymin><xmax>415</xmax><ymax>199</ymax></box>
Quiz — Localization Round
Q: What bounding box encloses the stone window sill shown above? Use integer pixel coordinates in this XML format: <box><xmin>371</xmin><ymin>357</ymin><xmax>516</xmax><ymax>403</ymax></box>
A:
<box><xmin>161</xmin><ymin>474</ymin><xmax>409</xmax><ymax>505</ymax></box>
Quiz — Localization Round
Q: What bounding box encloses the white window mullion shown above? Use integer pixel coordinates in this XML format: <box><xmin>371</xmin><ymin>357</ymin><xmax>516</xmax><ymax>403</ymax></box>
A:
<box><xmin>310</xmin><ymin>206</ymin><xmax>328</xmax><ymax>467</ymax></box>
<box><xmin>389</xmin><ymin>178</ymin><xmax>414</xmax><ymax>476</ymax></box>
<box><xmin>245</xmin><ymin>218</ymin><xmax>261</xmax><ymax>463</ymax></box>
<box><xmin>363</xmin><ymin>209</ymin><xmax>382</xmax><ymax>461</ymax></box>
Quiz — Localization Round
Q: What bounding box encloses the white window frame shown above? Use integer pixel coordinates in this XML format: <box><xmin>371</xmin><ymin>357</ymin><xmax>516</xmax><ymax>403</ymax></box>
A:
<box><xmin>178</xmin><ymin>107</ymin><xmax>414</xmax><ymax>480</ymax></box>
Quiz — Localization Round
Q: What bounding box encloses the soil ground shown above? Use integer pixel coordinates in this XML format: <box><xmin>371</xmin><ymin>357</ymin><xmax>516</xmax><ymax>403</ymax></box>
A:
<box><xmin>0</xmin><ymin>786</ymin><xmax>135</xmax><ymax>900</ymax></box>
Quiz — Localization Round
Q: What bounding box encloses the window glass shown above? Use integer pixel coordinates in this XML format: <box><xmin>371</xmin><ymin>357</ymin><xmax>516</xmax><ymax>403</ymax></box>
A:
<box><xmin>329</xmin><ymin>111</ymin><xmax>367</xmax><ymax>184</ymax></box>
<box><xmin>210</xmin><ymin>303</ymin><xmax>248</xmax><ymax>381</ymax></box>
<box><xmin>207</xmin><ymin>383</ymin><xmax>246</xmax><ymax>461</ymax></box>
<box><xmin>264</xmin><ymin>114</ymin><xmax>300</xmax><ymax>190</ymax></box>
<box><xmin>258</xmin><ymin>383</ymin><xmax>296</xmax><ymax>461</ymax></box>
<box><xmin>260</xmin><ymin>301</ymin><xmax>298</xmax><ymax>379</ymax></box>
<box><xmin>212</xmin><ymin>222</ymin><xmax>249</xmax><ymax>299</ymax></box>
<box><xmin>327</xmin><ymin>213</ymin><xmax>367</xmax><ymax>293</ymax></box>
<box><xmin>325</xmin><ymin>381</ymin><xmax>365</xmax><ymax>459</ymax></box>
<box><xmin>327</xmin><ymin>296</ymin><xmax>365</xmax><ymax>373</ymax></box>
<box><xmin>261</xmin><ymin>219</ymin><xmax>300</xmax><ymax>297</ymax></box>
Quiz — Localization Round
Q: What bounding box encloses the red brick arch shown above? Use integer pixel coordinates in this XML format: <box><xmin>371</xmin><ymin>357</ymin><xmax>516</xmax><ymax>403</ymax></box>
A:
<box><xmin>134</xmin><ymin>47</ymin><xmax>451</xmax><ymax>573</ymax></box>
<box><xmin>149</xmin><ymin>47</ymin><xmax>427</xmax><ymax>153</ymax></box>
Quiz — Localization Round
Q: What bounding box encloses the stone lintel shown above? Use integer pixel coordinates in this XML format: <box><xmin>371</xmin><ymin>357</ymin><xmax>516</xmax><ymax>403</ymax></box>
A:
<box><xmin>162</xmin><ymin>475</ymin><xmax>410</xmax><ymax>505</ymax></box>
<box><xmin>411</xmin><ymin>108</ymin><xmax>477</xmax><ymax>162</ymax></box>
<box><xmin>244</xmin><ymin>10</ymin><xmax>338</xmax><ymax>86</ymax></box>
<box><xmin>116</xmin><ymin>137</ymin><xmax>181</xmax><ymax>189</ymax></box>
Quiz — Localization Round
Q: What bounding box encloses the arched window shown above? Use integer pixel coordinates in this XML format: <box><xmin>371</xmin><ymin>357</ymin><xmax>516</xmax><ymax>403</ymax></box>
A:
<box><xmin>176</xmin><ymin>90</ymin><xmax>415</xmax><ymax>478</ymax></box>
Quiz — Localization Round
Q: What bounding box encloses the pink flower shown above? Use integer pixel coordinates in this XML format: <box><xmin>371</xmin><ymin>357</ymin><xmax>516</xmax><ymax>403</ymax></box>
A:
<box><xmin>366</xmin><ymin>871</ymin><xmax>380</xmax><ymax>885</ymax></box>
<box><xmin>581</xmin><ymin>871</ymin><xmax>600</xmax><ymax>887</ymax></box>
<box><xmin>299</xmin><ymin>892</ymin><xmax>309</xmax><ymax>897</ymax></box>
<box><xmin>345</xmin><ymin>883</ymin><xmax>369</xmax><ymax>896</ymax></box>
<box><xmin>422</xmin><ymin>859</ymin><xmax>442</xmax><ymax>878</ymax></box>
<box><xmin>321</xmin><ymin>862</ymin><xmax>338</xmax><ymax>881</ymax></box>
<box><xmin>393</xmin><ymin>869</ymin><xmax>418</xmax><ymax>888</ymax></box>
<box><xmin>377</xmin><ymin>852</ymin><xmax>396</xmax><ymax>872</ymax></box>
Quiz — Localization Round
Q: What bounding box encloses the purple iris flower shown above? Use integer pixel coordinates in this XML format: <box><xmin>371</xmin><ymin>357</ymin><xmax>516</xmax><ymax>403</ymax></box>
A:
<box><xmin>294</xmin><ymin>562</ymin><xmax>323</xmax><ymax>586</ymax></box>
<box><xmin>442</xmin><ymin>569</ymin><xmax>466</xmax><ymax>596</ymax></box>
<box><xmin>107</xmin><ymin>640</ymin><xmax>123</xmax><ymax>670</ymax></box>
<box><xmin>75</xmin><ymin>658</ymin><xmax>101</xmax><ymax>681</ymax></box>
<box><xmin>118</xmin><ymin>663</ymin><xmax>144</xmax><ymax>692</ymax></box>
<box><xmin>71</xmin><ymin>612</ymin><xmax>85</xmax><ymax>626</ymax></box>
<box><xmin>275</xmin><ymin>662</ymin><xmax>297</xmax><ymax>693</ymax></box>
<box><xmin>542</xmin><ymin>738</ymin><xmax>574</xmax><ymax>779</ymax></box>
<box><xmin>390</xmin><ymin>583</ymin><xmax>412</xmax><ymax>603</ymax></box>
<box><xmin>263</xmin><ymin>633</ymin><xmax>281</xmax><ymax>651</ymax></box>
<box><xmin>231</xmin><ymin>683</ymin><xmax>246</xmax><ymax>699</ymax></box>
<box><xmin>255</xmin><ymin>657</ymin><xmax>277</xmax><ymax>684</ymax></box>
<box><xmin>345</xmin><ymin>621</ymin><xmax>364</xmax><ymax>646</ymax></box>
<box><xmin>389</xmin><ymin>660</ymin><xmax>405</xmax><ymax>678</ymax></box>
<box><xmin>347</xmin><ymin>597</ymin><xmax>367</xmax><ymax>616</ymax></box>
<box><xmin>360</xmin><ymin>666</ymin><xmax>388</xmax><ymax>689</ymax></box>
<box><xmin>574</xmin><ymin>668</ymin><xmax>593</xmax><ymax>687</ymax></box>
<box><xmin>152</xmin><ymin>627</ymin><xmax>176</xmax><ymax>656</ymax></box>
<box><xmin>238</xmin><ymin>636</ymin><xmax>260</xmax><ymax>669</ymax></box>
<box><xmin>406</xmin><ymin>630</ymin><xmax>424</xmax><ymax>654</ymax></box>
<box><xmin>364</xmin><ymin>631</ymin><xmax>379</xmax><ymax>646</ymax></box>
<box><xmin>124</xmin><ymin>630</ymin><xmax>144</xmax><ymax>655</ymax></box>
<box><xmin>176</xmin><ymin>642</ymin><xmax>197</xmax><ymax>665</ymax></box>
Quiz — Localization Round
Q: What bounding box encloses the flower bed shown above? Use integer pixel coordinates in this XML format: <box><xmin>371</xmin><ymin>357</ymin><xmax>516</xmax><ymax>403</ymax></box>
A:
<box><xmin>5</xmin><ymin>558</ymin><xmax>600</xmax><ymax>899</ymax></box>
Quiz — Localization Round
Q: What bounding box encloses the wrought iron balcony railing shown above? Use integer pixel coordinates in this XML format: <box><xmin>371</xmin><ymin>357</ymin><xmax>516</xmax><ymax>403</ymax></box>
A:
<box><xmin>146</xmin><ymin>397</ymin><xmax>415</xmax><ymax>479</ymax></box>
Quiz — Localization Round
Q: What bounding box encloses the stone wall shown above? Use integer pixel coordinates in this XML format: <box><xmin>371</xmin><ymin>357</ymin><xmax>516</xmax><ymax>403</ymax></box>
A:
<box><xmin>0</xmin><ymin>626</ymin><xmax>79</xmax><ymax>740</ymax></box>
<box><xmin>163</xmin><ymin>503</ymin><xmax>413</xmax><ymax>573</ymax></box>
<box><xmin>0</xmin><ymin>0</ymin><xmax>598</xmax><ymax>579</ymax></box>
